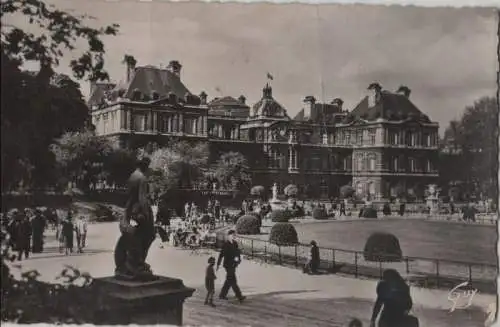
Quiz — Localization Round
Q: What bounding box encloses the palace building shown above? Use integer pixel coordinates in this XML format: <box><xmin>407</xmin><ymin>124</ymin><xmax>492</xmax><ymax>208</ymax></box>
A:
<box><xmin>88</xmin><ymin>60</ymin><xmax>439</xmax><ymax>200</ymax></box>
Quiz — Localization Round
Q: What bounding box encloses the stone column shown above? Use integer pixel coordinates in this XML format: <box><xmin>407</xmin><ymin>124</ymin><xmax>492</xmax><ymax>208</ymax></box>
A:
<box><xmin>288</xmin><ymin>148</ymin><xmax>293</xmax><ymax>169</ymax></box>
<box><xmin>203</xmin><ymin>116</ymin><xmax>208</xmax><ymax>136</ymax></box>
<box><xmin>127</xmin><ymin>110</ymin><xmax>133</xmax><ymax>131</ymax></box>
<box><xmin>153</xmin><ymin>111</ymin><xmax>158</xmax><ymax>133</ymax></box>
<box><xmin>179</xmin><ymin>113</ymin><xmax>184</xmax><ymax>133</ymax></box>
<box><xmin>167</xmin><ymin>115</ymin><xmax>172</xmax><ymax>133</ymax></box>
<box><xmin>119</xmin><ymin>109</ymin><xmax>125</xmax><ymax>130</ymax></box>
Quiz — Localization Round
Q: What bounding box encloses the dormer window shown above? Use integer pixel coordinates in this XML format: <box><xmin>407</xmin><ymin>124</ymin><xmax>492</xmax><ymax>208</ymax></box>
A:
<box><xmin>132</xmin><ymin>89</ymin><xmax>142</xmax><ymax>101</ymax></box>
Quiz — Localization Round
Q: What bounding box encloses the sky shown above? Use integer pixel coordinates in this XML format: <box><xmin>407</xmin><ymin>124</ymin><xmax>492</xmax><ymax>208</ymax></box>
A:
<box><xmin>7</xmin><ymin>1</ymin><xmax>498</xmax><ymax>132</ymax></box>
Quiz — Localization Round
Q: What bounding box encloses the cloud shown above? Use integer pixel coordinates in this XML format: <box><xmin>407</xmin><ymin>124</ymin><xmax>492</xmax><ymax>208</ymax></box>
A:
<box><xmin>17</xmin><ymin>1</ymin><xmax>497</xmax><ymax>133</ymax></box>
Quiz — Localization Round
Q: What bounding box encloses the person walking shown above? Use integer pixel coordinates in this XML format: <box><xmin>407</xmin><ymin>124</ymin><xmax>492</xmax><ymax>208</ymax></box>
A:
<box><xmin>217</xmin><ymin>230</ymin><xmax>246</xmax><ymax>302</ymax></box>
<box><xmin>62</xmin><ymin>211</ymin><xmax>75</xmax><ymax>255</ymax></box>
<box><xmin>204</xmin><ymin>256</ymin><xmax>217</xmax><ymax>307</ymax></box>
<box><xmin>340</xmin><ymin>201</ymin><xmax>346</xmax><ymax>217</ymax></box>
<box><xmin>303</xmin><ymin>240</ymin><xmax>320</xmax><ymax>274</ymax></box>
<box><xmin>370</xmin><ymin>269</ymin><xmax>418</xmax><ymax>327</ymax></box>
<box><xmin>15</xmin><ymin>210</ymin><xmax>32</xmax><ymax>260</ymax></box>
<box><xmin>74</xmin><ymin>215</ymin><xmax>88</xmax><ymax>253</ymax></box>
<box><xmin>31</xmin><ymin>209</ymin><xmax>46</xmax><ymax>253</ymax></box>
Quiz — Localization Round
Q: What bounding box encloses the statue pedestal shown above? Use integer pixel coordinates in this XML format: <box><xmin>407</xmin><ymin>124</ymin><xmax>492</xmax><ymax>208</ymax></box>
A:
<box><xmin>93</xmin><ymin>276</ymin><xmax>195</xmax><ymax>325</ymax></box>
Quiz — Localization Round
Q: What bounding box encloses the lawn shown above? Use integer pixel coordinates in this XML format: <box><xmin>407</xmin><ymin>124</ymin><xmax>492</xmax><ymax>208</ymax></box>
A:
<box><xmin>291</xmin><ymin>219</ymin><xmax>497</xmax><ymax>265</ymax></box>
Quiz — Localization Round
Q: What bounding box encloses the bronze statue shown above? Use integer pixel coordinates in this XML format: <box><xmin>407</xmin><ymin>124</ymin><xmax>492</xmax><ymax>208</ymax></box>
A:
<box><xmin>114</xmin><ymin>157</ymin><xmax>157</xmax><ymax>281</ymax></box>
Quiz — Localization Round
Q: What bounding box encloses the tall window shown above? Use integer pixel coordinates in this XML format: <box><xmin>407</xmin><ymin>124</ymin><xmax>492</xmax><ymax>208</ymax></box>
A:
<box><xmin>393</xmin><ymin>157</ymin><xmax>399</xmax><ymax>172</ymax></box>
<box><xmin>133</xmin><ymin>114</ymin><xmax>146</xmax><ymax>132</ymax></box>
<box><xmin>369</xmin><ymin>182</ymin><xmax>376</xmax><ymax>195</ymax></box>
<box><xmin>356</xmin><ymin>131</ymin><xmax>363</xmax><ymax>145</ymax></box>
<box><xmin>369</xmin><ymin>155</ymin><xmax>376</xmax><ymax>171</ymax></box>
<box><xmin>409</xmin><ymin>158</ymin><xmax>416</xmax><ymax>172</ymax></box>
<box><xmin>344</xmin><ymin>155</ymin><xmax>352</xmax><ymax>171</ymax></box>
<box><xmin>357</xmin><ymin>155</ymin><xmax>363</xmax><ymax>171</ymax></box>
<box><xmin>426</xmin><ymin>159</ymin><xmax>432</xmax><ymax>172</ymax></box>
<box><xmin>369</xmin><ymin>129</ymin><xmax>376</xmax><ymax>145</ymax></box>
<box><xmin>345</xmin><ymin>133</ymin><xmax>351</xmax><ymax>145</ymax></box>
<box><xmin>322</xmin><ymin>133</ymin><xmax>328</xmax><ymax>145</ymax></box>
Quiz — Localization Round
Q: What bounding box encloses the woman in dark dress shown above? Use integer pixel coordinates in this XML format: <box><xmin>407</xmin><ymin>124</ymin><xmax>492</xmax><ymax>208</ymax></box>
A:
<box><xmin>303</xmin><ymin>240</ymin><xmax>320</xmax><ymax>274</ymax></box>
<box><xmin>370</xmin><ymin>269</ymin><xmax>416</xmax><ymax>327</ymax></box>
<box><xmin>62</xmin><ymin>211</ymin><xmax>74</xmax><ymax>255</ymax></box>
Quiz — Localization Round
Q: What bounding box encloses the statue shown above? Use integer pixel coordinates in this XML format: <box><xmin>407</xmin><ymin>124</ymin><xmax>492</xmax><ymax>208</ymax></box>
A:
<box><xmin>114</xmin><ymin>157</ymin><xmax>157</xmax><ymax>281</ymax></box>
<box><xmin>272</xmin><ymin>183</ymin><xmax>278</xmax><ymax>201</ymax></box>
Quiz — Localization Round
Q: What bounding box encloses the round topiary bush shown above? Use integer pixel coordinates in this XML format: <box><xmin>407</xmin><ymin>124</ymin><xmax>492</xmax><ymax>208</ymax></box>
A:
<box><xmin>284</xmin><ymin>184</ymin><xmax>299</xmax><ymax>198</ymax></box>
<box><xmin>361</xmin><ymin>206</ymin><xmax>378</xmax><ymax>219</ymax></box>
<box><xmin>235</xmin><ymin>215</ymin><xmax>261</xmax><ymax>235</ymax></box>
<box><xmin>312</xmin><ymin>208</ymin><xmax>327</xmax><ymax>220</ymax></box>
<box><xmin>200</xmin><ymin>214</ymin><xmax>210</xmax><ymax>224</ymax></box>
<box><xmin>363</xmin><ymin>232</ymin><xmax>403</xmax><ymax>262</ymax></box>
<box><xmin>250</xmin><ymin>185</ymin><xmax>265</xmax><ymax>199</ymax></box>
<box><xmin>269</xmin><ymin>223</ymin><xmax>298</xmax><ymax>246</ymax></box>
<box><xmin>269</xmin><ymin>209</ymin><xmax>290</xmax><ymax>223</ymax></box>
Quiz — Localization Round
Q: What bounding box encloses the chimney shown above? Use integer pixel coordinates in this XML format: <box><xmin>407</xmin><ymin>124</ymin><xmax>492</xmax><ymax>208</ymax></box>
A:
<box><xmin>238</xmin><ymin>95</ymin><xmax>246</xmax><ymax>104</ymax></box>
<box><xmin>367</xmin><ymin>82</ymin><xmax>382</xmax><ymax>107</ymax></box>
<box><xmin>199</xmin><ymin>91</ymin><xmax>207</xmax><ymax>105</ymax></box>
<box><xmin>396</xmin><ymin>85</ymin><xmax>411</xmax><ymax>98</ymax></box>
<box><xmin>303</xmin><ymin>96</ymin><xmax>316</xmax><ymax>119</ymax></box>
<box><xmin>167</xmin><ymin>60</ymin><xmax>182</xmax><ymax>78</ymax></box>
<box><xmin>331</xmin><ymin>98</ymin><xmax>344</xmax><ymax>112</ymax></box>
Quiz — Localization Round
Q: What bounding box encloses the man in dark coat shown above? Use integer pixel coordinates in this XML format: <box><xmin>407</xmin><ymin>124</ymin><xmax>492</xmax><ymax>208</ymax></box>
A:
<box><xmin>217</xmin><ymin>230</ymin><xmax>246</xmax><ymax>302</ymax></box>
<box><xmin>31</xmin><ymin>209</ymin><xmax>46</xmax><ymax>253</ymax></box>
<box><xmin>15</xmin><ymin>210</ymin><xmax>32</xmax><ymax>260</ymax></box>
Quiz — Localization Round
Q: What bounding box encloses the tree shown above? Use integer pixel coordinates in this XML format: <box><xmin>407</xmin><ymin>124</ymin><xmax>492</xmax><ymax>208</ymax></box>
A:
<box><xmin>211</xmin><ymin>152</ymin><xmax>251</xmax><ymax>190</ymax></box>
<box><xmin>441</xmin><ymin>96</ymin><xmax>498</xmax><ymax>201</ymax></box>
<box><xmin>1</xmin><ymin>0</ymin><xmax>119</xmax><ymax>191</ymax></box>
<box><xmin>50</xmin><ymin>129</ymin><xmax>117</xmax><ymax>191</ymax></box>
<box><xmin>250</xmin><ymin>185</ymin><xmax>265</xmax><ymax>199</ymax></box>
<box><xmin>284</xmin><ymin>184</ymin><xmax>299</xmax><ymax>198</ymax></box>
<box><xmin>147</xmin><ymin>141</ymin><xmax>209</xmax><ymax>194</ymax></box>
<box><xmin>339</xmin><ymin>185</ymin><xmax>355</xmax><ymax>199</ymax></box>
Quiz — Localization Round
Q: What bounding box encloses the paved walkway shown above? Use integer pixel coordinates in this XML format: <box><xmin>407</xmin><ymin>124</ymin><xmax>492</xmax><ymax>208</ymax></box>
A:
<box><xmin>8</xmin><ymin>222</ymin><xmax>495</xmax><ymax>327</ymax></box>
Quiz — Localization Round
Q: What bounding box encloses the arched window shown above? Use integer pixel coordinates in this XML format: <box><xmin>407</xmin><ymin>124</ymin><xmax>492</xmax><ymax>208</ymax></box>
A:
<box><xmin>369</xmin><ymin>182</ymin><xmax>376</xmax><ymax>195</ymax></box>
<box><xmin>369</xmin><ymin>155</ymin><xmax>376</xmax><ymax>171</ymax></box>
<box><xmin>357</xmin><ymin>155</ymin><xmax>363</xmax><ymax>171</ymax></box>
<box><xmin>356</xmin><ymin>182</ymin><xmax>364</xmax><ymax>195</ymax></box>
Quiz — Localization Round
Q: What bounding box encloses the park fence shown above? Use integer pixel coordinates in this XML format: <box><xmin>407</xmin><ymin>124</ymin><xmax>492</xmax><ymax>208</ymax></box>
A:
<box><xmin>230</xmin><ymin>236</ymin><xmax>497</xmax><ymax>295</ymax></box>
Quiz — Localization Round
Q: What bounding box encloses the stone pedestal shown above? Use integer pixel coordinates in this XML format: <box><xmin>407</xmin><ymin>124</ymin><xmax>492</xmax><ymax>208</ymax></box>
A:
<box><xmin>93</xmin><ymin>276</ymin><xmax>195</xmax><ymax>325</ymax></box>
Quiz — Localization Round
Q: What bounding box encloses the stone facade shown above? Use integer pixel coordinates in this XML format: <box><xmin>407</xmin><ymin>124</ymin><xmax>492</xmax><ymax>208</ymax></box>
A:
<box><xmin>89</xmin><ymin>61</ymin><xmax>439</xmax><ymax>200</ymax></box>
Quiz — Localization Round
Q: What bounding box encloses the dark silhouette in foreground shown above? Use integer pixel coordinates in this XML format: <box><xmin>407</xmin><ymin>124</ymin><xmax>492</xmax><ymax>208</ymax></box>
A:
<box><xmin>114</xmin><ymin>158</ymin><xmax>157</xmax><ymax>281</ymax></box>
<box><xmin>371</xmin><ymin>269</ymin><xmax>418</xmax><ymax>327</ymax></box>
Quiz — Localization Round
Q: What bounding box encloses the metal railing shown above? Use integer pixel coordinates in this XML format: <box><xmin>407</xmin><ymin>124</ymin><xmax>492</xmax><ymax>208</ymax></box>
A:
<box><xmin>230</xmin><ymin>236</ymin><xmax>497</xmax><ymax>294</ymax></box>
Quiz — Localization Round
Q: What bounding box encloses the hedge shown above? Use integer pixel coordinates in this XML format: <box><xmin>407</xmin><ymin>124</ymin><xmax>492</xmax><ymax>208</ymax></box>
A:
<box><xmin>269</xmin><ymin>223</ymin><xmax>298</xmax><ymax>246</ymax></box>
<box><xmin>312</xmin><ymin>208</ymin><xmax>327</xmax><ymax>220</ymax></box>
<box><xmin>269</xmin><ymin>209</ymin><xmax>290</xmax><ymax>223</ymax></box>
<box><xmin>363</xmin><ymin>232</ymin><xmax>403</xmax><ymax>262</ymax></box>
<box><xmin>235</xmin><ymin>215</ymin><xmax>261</xmax><ymax>235</ymax></box>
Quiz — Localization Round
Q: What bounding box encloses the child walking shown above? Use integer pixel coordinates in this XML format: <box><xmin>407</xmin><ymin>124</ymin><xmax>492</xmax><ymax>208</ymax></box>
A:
<box><xmin>204</xmin><ymin>256</ymin><xmax>217</xmax><ymax>307</ymax></box>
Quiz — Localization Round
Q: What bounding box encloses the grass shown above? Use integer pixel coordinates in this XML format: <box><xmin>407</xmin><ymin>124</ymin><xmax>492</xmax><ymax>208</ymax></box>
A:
<box><xmin>291</xmin><ymin>219</ymin><xmax>496</xmax><ymax>265</ymax></box>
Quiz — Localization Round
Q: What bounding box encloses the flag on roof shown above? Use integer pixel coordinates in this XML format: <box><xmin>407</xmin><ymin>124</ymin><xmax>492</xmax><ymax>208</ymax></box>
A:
<box><xmin>267</xmin><ymin>72</ymin><xmax>274</xmax><ymax>80</ymax></box>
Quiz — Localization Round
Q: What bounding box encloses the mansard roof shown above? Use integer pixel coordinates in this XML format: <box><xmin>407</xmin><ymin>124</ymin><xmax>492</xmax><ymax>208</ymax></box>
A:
<box><xmin>87</xmin><ymin>82</ymin><xmax>116</xmax><ymax>107</ymax></box>
<box><xmin>209</xmin><ymin>96</ymin><xmax>248</xmax><ymax>108</ymax></box>
<box><xmin>345</xmin><ymin>91</ymin><xmax>431</xmax><ymax>123</ymax></box>
<box><xmin>87</xmin><ymin>65</ymin><xmax>196</xmax><ymax>107</ymax></box>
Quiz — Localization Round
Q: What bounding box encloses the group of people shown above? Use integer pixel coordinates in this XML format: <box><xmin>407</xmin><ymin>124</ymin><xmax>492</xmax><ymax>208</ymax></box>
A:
<box><xmin>2</xmin><ymin>206</ymin><xmax>88</xmax><ymax>260</ymax></box>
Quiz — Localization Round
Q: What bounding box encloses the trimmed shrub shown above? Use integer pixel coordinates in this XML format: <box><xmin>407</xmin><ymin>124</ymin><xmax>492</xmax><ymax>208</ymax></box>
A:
<box><xmin>250</xmin><ymin>185</ymin><xmax>265</xmax><ymax>199</ymax></box>
<box><xmin>200</xmin><ymin>214</ymin><xmax>210</xmax><ymax>224</ymax></box>
<box><xmin>312</xmin><ymin>208</ymin><xmax>327</xmax><ymax>220</ymax></box>
<box><xmin>269</xmin><ymin>223</ymin><xmax>299</xmax><ymax>246</ymax></box>
<box><xmin>361</xmin><ymin>206</ymin><xmax>378</xmax><ymax>219</ymax></box>
<box><xmin>340</xmin><ymin>185</ymin><xmax>355</xmax><ymax>199</ymax></box>
<box><xmin>363</xmin><ymin>232</ymin><xmax>403</xmax><ymax>262</ymax></box>
<box><xmin>269</xmin><ymin>209</ymin><xmax>290</xmax><ymax>223</ymax></box>
<box><xmin>284</xmin><ymin>184</ymin><xmax>299</xmax><ymax>198</ymax></box>
<box><xmin>235</xmin><ymin>215</ymin><xmax>261</xmax><ymax>235</ymax></box>
<box><xmin>246</xmin><ymin>211</ymin><xmax>262</xmax><ymax>227</ymax></box>
<box><xmin>289</xmin><ymin>206</ymin><xmax>304</xmax><ymax>218</ymax></box>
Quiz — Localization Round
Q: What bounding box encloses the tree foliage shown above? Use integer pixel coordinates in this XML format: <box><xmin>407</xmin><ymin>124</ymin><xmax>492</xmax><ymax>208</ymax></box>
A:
<box><xmin>441</xmin><ymin>97</ymin><xmax>498</xmax><ymax>200</ymax></box>
<box><xmin>210</xmin><ymin>152</ymin><xmax>251</xmax><ymax>190</ymax></box>
<box><xmin>147</xmin><ymin>141</ymin><xmax>209</xmax><ymax>194</ymax></box>
<box><xmin>284</xmin><ymin>184</ymin><xmax>299</xmax><ymax>198</ymax></box>
<box><xmin>1</xmin><ymin>0</ymin><xmax>119</xmax><ymax>191</ymax></box>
